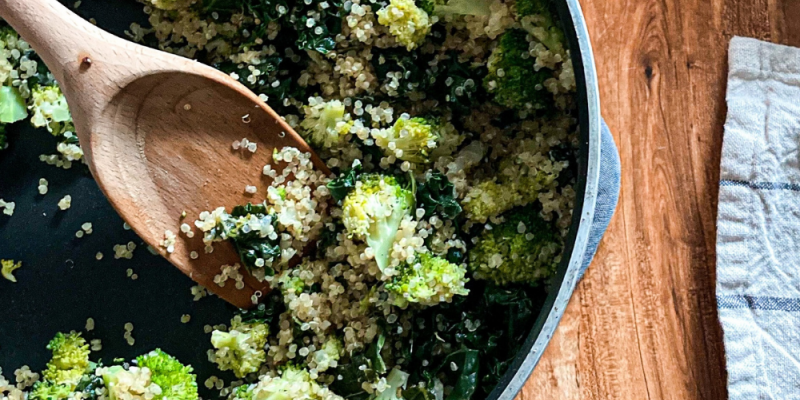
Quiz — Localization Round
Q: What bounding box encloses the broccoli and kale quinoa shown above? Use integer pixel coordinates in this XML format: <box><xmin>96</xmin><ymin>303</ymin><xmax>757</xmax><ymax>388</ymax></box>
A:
<box><xmin>8</xmin><ymin>331</ymin><xmax>200</xmax><ymax>400</ymax></box>
<box><xmin>0</xmin><ymin>0</ymin><xmax>579</xmax><ymax>398</ymax></box>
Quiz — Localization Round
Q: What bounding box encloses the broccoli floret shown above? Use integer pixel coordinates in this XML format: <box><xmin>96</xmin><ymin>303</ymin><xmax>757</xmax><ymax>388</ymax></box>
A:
<box><xmin>341</xmin><ymin>174</ymin><xmax>414</xmax><ymax>272</ymax></box>
<box><xmin>29</xmin><ymin>382</ymin><xmax>73</xmax><ymax>400</ymax></box>
<box><xmin>461</xmin><ymin>179</ymin><xmax>522</xmax><ymax>223</ymax></box>
<box><xmin>311</xmin><ymin>337</ymin><xmax>343</xmax><ymax>373</ymax></box>
<box><xmin>371</xmin><ymin>116</ymin><xmax>439</xmax><ymax>164</ymax></box>
<box><xmin>98</xmin><ymin>366</ymin><xmax>162</xmax><ymax>400</ymax></box>
<box><xmin>428</xmin><ymin>120</ymin><xmax>465</xmax><ymax>159</ymax></box>
<box><xmin>515</xmin><ymin>0</ymin><xmax>548</xmax><ymax>17</ymax></box>
<box><xmin>148</xmin><ymin>0</ymin><xmax>192</xmax><ymax>10</ymax></box>
<box><xmin>484</xmin><ymin>28</ymin><xmax>553</xmax><ymax>112</ymax></box>
<box><xmin>300</xmin><ymin>98</ymin><xmax>351</xmax><ymax>149</ymax></box>
<box><xmin>1</xmin><ymin>259</ymin><xmax>21</xmax><ymax>282</ymax></box>
<box><xmin>233</xmin><ymin>366</ymin><xmax>342</xmax><ymax>400</ymax></box>
<box><xmin>277</xmin><ymin>272</ymin><xmax>306</xmax><ymax>295</ymax></box>
<box><xmin>515</xmin><ymin>0</ymin><xmax>564</xmax><ymax>51</ymax></box>
<box><xmin>210</xmin><ymin>316</ymin><xmax>269</xmax><ymax>378</ymax></box>
<box><xmin>468</xmin><ymin>208</ymin><xmax>560</xmax><ymax>285</ymax></box>
<box><xmin>0</xmin><ymin>85</ymin><xmax>27</xmax><ymax>123</ymax></box>
<box><xmin>462</xmin><ymin>144</ymin><xmax>562</xmax><ymax>222</ymax></box>
<box><xmin>387</xmin><ymin>253</ymin><xmax>469</xmax><ymax>307</ymax></box>
<box><xmin>418</xmin><ymin>0</ymin><xmax>492</xmax><ymax>16</ymax></box>
<box><xmin>136</xmin><ymin>349</ymin><xmax>198</xmax><ymax>400</ymax></box>
<box><xmin>377</xmin><ymin>0</ymin><xmax>432</xmax><ymax>50</ymax></box>
<box><xmin>29</xmin><ymin>84</ymin><xmax>72</xmax><ymax>134</ymax></box>
<box><xmin>43</xmin><ymin>332</ymin><xmax>91</xmax><ymax>387</ymax></box>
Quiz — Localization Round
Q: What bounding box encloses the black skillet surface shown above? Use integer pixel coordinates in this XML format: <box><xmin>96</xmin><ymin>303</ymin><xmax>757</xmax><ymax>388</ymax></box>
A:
<box><xmin>0</xmin><ymin>1</ymin><xmax>239</xmax><ymax>393</ymax></box>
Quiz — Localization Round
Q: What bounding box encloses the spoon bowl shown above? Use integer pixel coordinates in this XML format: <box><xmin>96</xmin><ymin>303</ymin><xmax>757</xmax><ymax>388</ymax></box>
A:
<box><xmin>0</xmin><ymin>0</ymin><xmax>327</xmax><ymax>308</ymax></box>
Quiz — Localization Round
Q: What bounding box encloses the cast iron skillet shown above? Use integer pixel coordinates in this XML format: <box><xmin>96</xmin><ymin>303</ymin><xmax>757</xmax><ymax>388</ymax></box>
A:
<box><xmin>0</xmin><ymin>1</ymin><xmax>600</xmax><ymax>399</ymax></box>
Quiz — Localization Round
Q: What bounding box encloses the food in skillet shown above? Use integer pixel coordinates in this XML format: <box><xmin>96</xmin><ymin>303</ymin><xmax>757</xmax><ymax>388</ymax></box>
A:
<box><xmin>0</xmin><ymin>0</ymin><xmax>578</xmax><ymax>398</ymax></box>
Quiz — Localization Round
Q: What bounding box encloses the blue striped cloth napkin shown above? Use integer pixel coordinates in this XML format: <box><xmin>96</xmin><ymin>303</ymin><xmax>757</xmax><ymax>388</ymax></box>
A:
<box><xmin>718</xmin><ymin>36</ymin><xmax>800</xmax><ymax>399</ymax></box>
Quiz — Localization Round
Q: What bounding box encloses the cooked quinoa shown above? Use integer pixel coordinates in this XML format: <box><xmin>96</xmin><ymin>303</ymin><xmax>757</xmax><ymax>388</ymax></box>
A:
<box><xmin>1</xmin><ymin>0</ymin><xmax>580</xmax><ymax>398</ymax></box>
<box><xmin>0</xmin><ymin>199</ymin><xmax>15</xmax><ymax>216</ymax></box>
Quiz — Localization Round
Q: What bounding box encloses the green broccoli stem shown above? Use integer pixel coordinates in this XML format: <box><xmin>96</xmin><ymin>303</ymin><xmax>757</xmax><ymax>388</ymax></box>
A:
<box><xmin>368</xmin><ymin>205</ymin><xmax>409</xmax><ymax>272</ymax></box>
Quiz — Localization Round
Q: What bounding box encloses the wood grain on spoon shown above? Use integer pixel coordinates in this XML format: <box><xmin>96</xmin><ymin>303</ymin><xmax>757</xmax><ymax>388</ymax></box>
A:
<box><xmin>0</xmin><ymin>0</ymin><xmax>329</xmax><ymax>308</ymax></box>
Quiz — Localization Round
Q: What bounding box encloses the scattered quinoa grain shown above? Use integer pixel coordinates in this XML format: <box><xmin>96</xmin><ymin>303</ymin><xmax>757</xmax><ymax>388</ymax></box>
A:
<box><xmin>37</xmin><ymin>178</ymin><xmax>48</xmax><ymax>195</ymax></box>
<box><xmin>161</xmin><ymin>230</ymin><xmax>176</xmax><ymax>253</ymax></box>
<box><xmin>57</xmin><ymin>195</ymin><xmax>71</xmax><ymax>210</ymax></box>
<box><xmin>0</xmin><ymin>199</ymin><xmax>16</xmax><ymax>216</ymax></box>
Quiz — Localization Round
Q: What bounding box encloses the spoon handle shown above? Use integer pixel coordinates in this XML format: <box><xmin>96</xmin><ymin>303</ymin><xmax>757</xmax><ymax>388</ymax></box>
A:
<box><xmin>0</xmin><ymin>0</ymin><xmax>199</xmax><ymax>161</ymax></box>
<box><xmin>0</xmin><ymin>0</ymin><xmax>123</xmax><ymax>87</ymax></box>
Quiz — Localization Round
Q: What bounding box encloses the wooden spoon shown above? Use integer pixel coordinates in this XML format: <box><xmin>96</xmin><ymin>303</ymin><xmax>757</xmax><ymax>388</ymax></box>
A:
<box><xmin>0</xmin><ymin>0</ymin><xmax>329</xmax><ymax>308</ymax></box>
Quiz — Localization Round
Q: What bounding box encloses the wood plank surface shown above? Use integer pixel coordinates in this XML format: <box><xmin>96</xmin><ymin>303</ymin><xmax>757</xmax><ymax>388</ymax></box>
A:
<box><xmin>519</xmin><ymin>1</ymin><xmax>800</xmax><ymax>399</ymax></box>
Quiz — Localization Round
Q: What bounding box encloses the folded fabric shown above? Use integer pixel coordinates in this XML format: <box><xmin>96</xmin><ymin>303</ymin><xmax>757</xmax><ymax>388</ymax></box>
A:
<box><xmin>580</xmin><ymin>120</ymin><xmax>620</xmax><ymax>277</ymax></box>
<box><xmin>718</xmin><ymin>36</ymin><xmax>800</xmax><ymax>399</ymax></box>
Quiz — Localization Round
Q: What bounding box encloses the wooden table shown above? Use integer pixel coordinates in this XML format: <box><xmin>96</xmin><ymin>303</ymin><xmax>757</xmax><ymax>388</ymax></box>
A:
<box><xmin>519</xmin><ymin>1</ymin><xmax>800</xmax><ymax>399</ymax></box>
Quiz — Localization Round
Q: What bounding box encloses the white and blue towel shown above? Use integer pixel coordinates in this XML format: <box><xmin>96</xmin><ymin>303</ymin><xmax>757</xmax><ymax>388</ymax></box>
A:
<box><xmin>718</xmin><ymin>36</ymin><xmax>800</xmax><ymax>399</ymax></box>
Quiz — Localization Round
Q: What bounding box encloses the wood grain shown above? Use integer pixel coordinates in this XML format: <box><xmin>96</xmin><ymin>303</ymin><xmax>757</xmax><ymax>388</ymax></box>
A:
<box><xmin>519</xmin><ymin>0</ymin><xmax>800</xmax><ymax>399</ymax></box>
<box><xmin>0</xmin><ymin>0</ymin><xmax>329</xmax><ymax>308</ymax></box>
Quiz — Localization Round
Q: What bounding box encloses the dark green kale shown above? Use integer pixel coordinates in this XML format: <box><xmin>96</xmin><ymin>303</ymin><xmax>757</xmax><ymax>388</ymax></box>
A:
<box><xmin>371</xmin><ymin>48</ymin><xmax>431</xmax><ymax>98</ymax></box>
<box><xmin>214</xmin><ymin>54</ymin><xmax>306</xmax><ymax>115</ymax></box>
<box><xmin>439</xmin><ymin>349</ymin><xmax>479</xmax><ymax>399</ymax></box>
<box><xmin>393</xmin><ymin>283</ymin><xmax>539</xmax><ymax>400</ymax></box>
<box><xmin>224</xmin><ymin>203</ymin><xmax>282</xmax><ymax>275</ymax></box>
<box><xmin>330</xmin><ymin>334</ymin><xmax>388</xmax><ymax>400</ymax></box>
<box><xmin>427</xmin><ymin>54</ymin><xmax>487</xmax><ymax>115</ymax></box>
<box><xmin>416</xmin><ymin>173</ymin><xmax>462</xmax><ymax>220</ymax></box>
<box><xmin>549</xmin><ymin>142</ymin><xmax>577</xmax><ymax>186</ymax></box>
<box><xmin>237</xmin><ymin>291</ymin><xmax>286</xmax><ymax>332</ymax></box>
<box><xmin>317</xmin><ymin>221</ymin><xmax>343</xmax><ymax>257</ymax></box>
<box><xmin>73</xmin><ymin>363</ymin><xmax>105</xmax><ymax>400</ymax></box>
<box><xmin>446</xmin><ymin>247</ymin><xmax>465</xmax><ymax>264</ymax></box>
<box><xmin>402</xmin><ymin>386</ymin><xmax>435</xmax><ymax>400</ymax></box>
<box><xmin>327</xmin><ymin>161</ymin><xmax>364</xmax><ymax>201</ymax></box>
<box><xmin>353</xmin><ymin>136</ymin><xmax>386</xmax><ymax>171</ymax></box>
<box><xmin>289</xmin><ymin>0</ymin><xmax>345</xmax><ymax>54</ymax></box>
<box><xmin>0</xmin><ymin>125</ymin><xmax>7</xmax><ymax>150</ymax></box>
<box><xmin>202</xmin><ymin>0</ymin><xmax>290</xmax><ymax>23</ymax></box>
<box><xmin>202</xmin><ymin>0</ymin><xmax>344</xmax><ymax>54</ymax></box>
